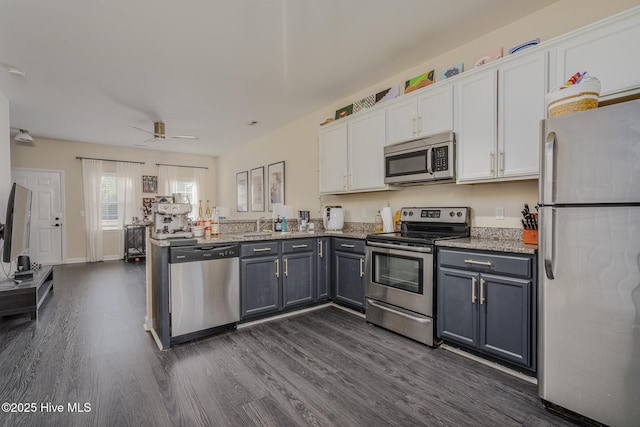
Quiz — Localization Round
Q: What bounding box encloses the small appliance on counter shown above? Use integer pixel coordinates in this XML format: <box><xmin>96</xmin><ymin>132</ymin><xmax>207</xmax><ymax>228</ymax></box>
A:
<box><xmin>151</xmin><ymin>202</ymin><xmax>193</xmax><ymax>240</ymax></box>
<box><xmin>297</xmin><ymin>210</ymin><xmax>310</xmax><ymax>232</ymax></box>
<box><xmin>323</xmin><ymin>206</ymin><xmax>344</xmax><ymax>232</ymax></box>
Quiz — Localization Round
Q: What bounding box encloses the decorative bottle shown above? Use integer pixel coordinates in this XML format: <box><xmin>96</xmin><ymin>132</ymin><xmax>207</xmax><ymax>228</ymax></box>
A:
<box><xmin>275</xmin><ymin>215</ymin><xmax>282</xmax><ymax>232</ymax></box>
<box><xmin>211</xmin><ymin>206</ymin><xmax>219</xmax><ymax>236</ymax></box>
<box><xmin>374</xmin><ymin>211</ymin><xmax>383</xmax><ymax>233</ymax></box>
<box><xmin>281</xmin><ymin>216</ymin><xmax>287</xmax><ymax>232</ymax></box>
<box><xmin>197</xmin><ymin>200</ymin><xmax>204</xmax><ymax>226</ymax></box>
<box><xmin>204</xmin><ymin>200</ymin><xmax>212</xmax><ymax>239</ymax></box>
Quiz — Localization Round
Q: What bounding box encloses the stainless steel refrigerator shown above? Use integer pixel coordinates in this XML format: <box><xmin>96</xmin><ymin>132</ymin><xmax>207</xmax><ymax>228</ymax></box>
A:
<box><xmin>538</xmin><ymin>100</ymin><xmax>640</xmax><ymax>426</ymax></box>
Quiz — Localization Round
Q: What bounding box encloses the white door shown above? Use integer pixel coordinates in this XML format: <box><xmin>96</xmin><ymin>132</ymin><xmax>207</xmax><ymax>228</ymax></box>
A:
<box><xmin>11</xmin><ymin>169</ymin><xmax>63</xmax><ymax>265</ymax></box>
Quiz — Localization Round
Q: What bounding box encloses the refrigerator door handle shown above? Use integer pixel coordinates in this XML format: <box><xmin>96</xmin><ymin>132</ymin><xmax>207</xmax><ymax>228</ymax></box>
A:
<box><xmin>544</xmin><ymin>208</ymin><xmax>556</xmax><ymax>280</ymax></box>
<box><xmin>543</xmin><ymin>131</ymin><xmax>557</xmax><ymax>204</ymax></box>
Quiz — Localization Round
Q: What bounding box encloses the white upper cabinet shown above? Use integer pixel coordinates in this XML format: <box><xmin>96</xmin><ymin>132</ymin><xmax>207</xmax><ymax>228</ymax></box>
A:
<box><xmin>552</xmin><ymin>7</ymin><xmax>640</xmax><ymax>98</ymax></box>
<box><xmin>455</xmin><ymin>51</ymin><xmax>547</xmax><ymax>183</ymax></box>
<box><xmin>455</xmin><ymin>69</ymin><xmax>498</xmax><ymax>182</ymax></box>
<box><xmin>499</xmin><ymin>52</ymin><xmax>548</xmax><ymax>178</ymax></box>
<box><xmin>319</xmin><ymin>121</ymin><xmax>348</xmax><ymax>194</ymax></box>
<box><xmin>319</xmin><ymin>108</ymin><xmax>389</xmax><ymax>194</ymax></box>
<box><xmin>348</xmin><ymin>108</ymin><xmax>387</xmax><ymax>192</ymax></box>
<box><xmin>386</xmin><ymin>85</ymin><xmax>454</xmax><ymax>145</ymax></box>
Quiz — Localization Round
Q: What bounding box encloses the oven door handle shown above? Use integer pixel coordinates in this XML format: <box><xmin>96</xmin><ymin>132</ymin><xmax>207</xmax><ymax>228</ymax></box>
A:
<box><xmin>366</xmin><ymin>299</ymin><xmax>431</xmax><ymax>324</ymax></box>
<box><xmin>366</xmin><ymin>241</ymin><xmax>432</xmax><ymax>253</ymax></box>
<box><xmin>426</xmin><ymin>147</ymin><xmax>433</xmax><ymax>174</ymax></box>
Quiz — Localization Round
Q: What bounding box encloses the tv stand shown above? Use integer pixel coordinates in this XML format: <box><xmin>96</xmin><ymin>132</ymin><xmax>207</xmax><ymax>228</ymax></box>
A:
<box><xmin>0</xmin><ymin>266</ymin><xmax>54</xmax><ymax>320</ymax></box>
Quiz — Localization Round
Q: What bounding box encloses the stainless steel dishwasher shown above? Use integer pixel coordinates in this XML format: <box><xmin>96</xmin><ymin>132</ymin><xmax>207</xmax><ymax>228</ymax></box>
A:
<box><xmin>169</xmin><ymin>243</ymin><xmax>239</xmax><ymax>342</ymax></box>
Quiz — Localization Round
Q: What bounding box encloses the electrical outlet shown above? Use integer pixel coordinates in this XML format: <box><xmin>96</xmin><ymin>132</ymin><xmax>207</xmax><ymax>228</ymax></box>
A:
<box><xmin>495</xmin><ymin>207</ymin><xmax>504</xmax><ymax>220</ymax></box>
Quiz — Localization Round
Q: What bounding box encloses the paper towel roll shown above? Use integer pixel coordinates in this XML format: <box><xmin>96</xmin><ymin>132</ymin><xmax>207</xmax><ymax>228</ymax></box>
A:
<box><xmin>381</xmin><ymin>207</ymin><xmax>394</xmax><ymax>232</ymax></box>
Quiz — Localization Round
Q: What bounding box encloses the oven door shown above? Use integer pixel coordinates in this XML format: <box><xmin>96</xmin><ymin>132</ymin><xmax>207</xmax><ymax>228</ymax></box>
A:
<box><xmin>365</xmin><ymin>243</ymin><xmax>433</xmax><ymax>316</ymax></box>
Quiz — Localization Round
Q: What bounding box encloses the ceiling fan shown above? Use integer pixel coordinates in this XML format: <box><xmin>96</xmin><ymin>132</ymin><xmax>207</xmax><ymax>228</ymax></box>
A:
<box><xmin>132</xmin><ymin>121</ymin><xmax>199</xmax><ymax>142</ymax></box>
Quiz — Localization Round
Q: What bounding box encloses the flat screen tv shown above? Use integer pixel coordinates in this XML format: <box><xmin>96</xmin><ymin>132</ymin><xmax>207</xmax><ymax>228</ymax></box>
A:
<box><xmin>1</xmin><ymin>183</ymin><xmax>32</xmax><ymax>263</ymax></box>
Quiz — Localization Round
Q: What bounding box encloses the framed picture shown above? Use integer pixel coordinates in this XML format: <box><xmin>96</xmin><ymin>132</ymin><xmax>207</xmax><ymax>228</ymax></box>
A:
<box><xmin>142</xmin><ymin>175</ymin><xmax>157</xmax><ymax>193</ymax></box>
<box><xmin>250</xmin><ymin>167</ymin><xmax>265</xmax><ymax>212</ymax></box>
<box><xmin>236</xmin><ymin>171</ymin><xmax>248</xmax><ymax>212</ymax></box>
<box><xmin>335</xmin><ymin>104</ymin><xmax>353</xmax><ymax>120</ymax></box>
<box><xmin>268</xmin><ymin>161</ymin><xmax>285</xmax><ymax>212</ymax></box>
<box><xmin>405</xmin><ymin>70</ymin><xmax>434</xmax><ymax>94</ymax></box>
<box><xmin>142</xmin><ymin>197</ymin><xmax>156</xmax><ymax>217</ymax></box>
<box><xmin>439</xmin><ymin>63</ymin><xmax>463</xmax><ymax>80</ymax></box>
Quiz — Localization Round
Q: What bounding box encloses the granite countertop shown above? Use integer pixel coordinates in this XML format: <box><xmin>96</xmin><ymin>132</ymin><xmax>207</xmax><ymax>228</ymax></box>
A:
<box><xmin>149</xmin><ymin>230</ymin><xmax>368</xmax><ymax>246</ymax></box>
<box><xmin>436</xmin><ymin>237</ymin><xmax>537</xmax><ymax>255</ymax></box>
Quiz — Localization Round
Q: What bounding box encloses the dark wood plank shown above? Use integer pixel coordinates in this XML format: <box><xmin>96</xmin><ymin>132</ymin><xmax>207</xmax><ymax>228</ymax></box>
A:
<box><xmin>0</xmin><ymin>261</ymin><xmax>576</xmax><ymax>426</ymax></box>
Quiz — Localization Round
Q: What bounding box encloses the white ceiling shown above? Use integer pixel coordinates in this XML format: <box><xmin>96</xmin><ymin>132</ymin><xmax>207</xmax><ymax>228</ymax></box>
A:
<box><xmin>0</xmin><ymin>0</ymin><xmax>558</xmax><ymax>157</ymax></box>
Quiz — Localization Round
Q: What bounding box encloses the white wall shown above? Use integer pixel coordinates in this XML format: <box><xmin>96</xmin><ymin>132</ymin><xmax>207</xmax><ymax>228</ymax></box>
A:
<box><xmin>10</xmin><ymin>138</ymin><xmax>217</xmax><ymax>261</ymax></box>
<box><xmin>216</xmin><ymin>0</ymin><xmax>640</xmax><ymax>228</ymax></box>
<box><xmin>1</xmin><ymin>90</ymin><xmax>11</xmax><ymax>273</ymax></box>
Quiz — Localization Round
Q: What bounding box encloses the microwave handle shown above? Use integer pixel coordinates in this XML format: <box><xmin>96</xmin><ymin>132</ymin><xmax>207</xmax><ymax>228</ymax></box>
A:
<box><xmin>426</xmin><ymin>147</ymin><xmax>433</xmax><ymax>174</ymax></box>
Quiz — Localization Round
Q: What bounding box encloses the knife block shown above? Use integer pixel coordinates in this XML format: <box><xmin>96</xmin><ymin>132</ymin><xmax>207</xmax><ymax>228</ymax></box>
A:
<box><xmin>523</xmin><ymin>229</ymin><xmax>538</xmax><ymax>245</ymax></box>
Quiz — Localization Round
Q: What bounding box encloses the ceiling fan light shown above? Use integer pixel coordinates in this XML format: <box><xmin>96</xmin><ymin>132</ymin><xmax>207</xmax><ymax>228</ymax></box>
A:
<box><xmin>14</xmin><ymin>130</ymin><xmax>34</xmax><ymax>143</ymax></box>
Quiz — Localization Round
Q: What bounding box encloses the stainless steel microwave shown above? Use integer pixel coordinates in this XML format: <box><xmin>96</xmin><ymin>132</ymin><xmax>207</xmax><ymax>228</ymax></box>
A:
<box><xmin>384</xmin><ymin>132</ymin><xmax>455</xmax><ymax>185</ymax></box>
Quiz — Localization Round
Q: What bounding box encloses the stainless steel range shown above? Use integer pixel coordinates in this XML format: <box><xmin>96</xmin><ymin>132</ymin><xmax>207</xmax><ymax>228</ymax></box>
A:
<box><xmin>365</xmin><ymin>207</ymin><xmax>470</xmax><ymax>346</ymax></box>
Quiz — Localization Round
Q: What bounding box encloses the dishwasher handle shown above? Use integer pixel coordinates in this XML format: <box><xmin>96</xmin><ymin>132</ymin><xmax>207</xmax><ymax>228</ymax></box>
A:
<box><xmin>170</xmin><ymin>244</ymin><xmax>239</xmax><ymax>263</ymax></box>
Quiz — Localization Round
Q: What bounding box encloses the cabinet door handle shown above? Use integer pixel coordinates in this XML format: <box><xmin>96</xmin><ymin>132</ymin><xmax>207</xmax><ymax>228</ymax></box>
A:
<box><xmin>342</xmin><ymin>175</ymin><xmax>347</xmax><ymax>190</ymax></box>
<box><xmin>291</xmin><ymin>244</ymin><xmax>308</xmax><ymax>249</ymax></box>
<box><xmin>359</xmin><ymin>258</ymin><xmax>364</xmax><ymax>278</ymax></box>
<box><xmin>464</xmin><ymin>259</ymin><xmax>492</xmax><ymax>266</ymax></box>
<box><xmin>253</xmin><ymin>247</ymin><xmax>272</xmax><ymax>252</ymax></box>
<box><xmin>499</xmin><ymin>150</ymin><xmax>505</xmax><ymax>173</ymax></box>
<box><xmin>275</xmin><ymin>258</ymin><xmax>280</xmax><ymax>278</ymax></box>
<box><xmin>318</xmin><ymin>240</ymin><xmax>323</xmax><ymax>258</ymax></box>
<box><xmin>471</xmin><ymin>277</ymin><xmax>477</xmax><ymax>303</ymax></box>
<box><xmin>480</xmin><ymin>278</ymin><xmax>486</xmax><ymax>305</ymax></box>
<box><xmin>417</xmin><ymin>115</ymin><xmax>422</xmax><ymax>135</ymax></box>
<box><xmin>340</xmin><ymin>244</ymin><xmax>355</xmax><ymax>248</ymax></box>
<box><xmin>490</xmin><ymin>151</ymin><xmax>495</xmax><ymax>173</ymax></box>
<box><xmin>284</xmin><ymin>258</ymin><xmax>288</xmax><ymax>277</ymax></box>
<box><xmin>412</xmin><ymin>117</ymin><xmax>417</xmax><ymax>136</ymax></box>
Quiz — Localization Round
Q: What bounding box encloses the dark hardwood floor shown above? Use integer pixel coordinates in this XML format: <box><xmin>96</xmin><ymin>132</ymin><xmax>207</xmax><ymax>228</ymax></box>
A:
<box><xmin>0</xmin><ymin>261</ymin><xmax>574</xmax><ymax>427</ymax></box>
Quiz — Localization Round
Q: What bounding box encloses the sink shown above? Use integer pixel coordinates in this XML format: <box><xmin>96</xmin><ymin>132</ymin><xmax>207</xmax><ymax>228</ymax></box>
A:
<box><xmin>227</xmin><ymin>231</ymin><xmax>273</xmax><ymax>238</ymax></box>
<box><xmin>242</xmin><ymin>231</ymin><xmax>272</xmax><ymax>237</ymax></box>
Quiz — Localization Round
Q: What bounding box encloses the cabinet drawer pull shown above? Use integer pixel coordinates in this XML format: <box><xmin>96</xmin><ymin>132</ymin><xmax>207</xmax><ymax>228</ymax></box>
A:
<box><xmin>480</xmin><ymin>278</ymin><xmax>486</xmax><ymax>305</ymax></box>
<box><xmin>318</xmin><ymin>240</ymin><xmax>323</xmax><ymax>258</ymax></box>
<box><xmin>284</xmin><ymin>258</ymin><xmax>288</xmax><ymax>277</ymax></box>
<box><xmin>464</xmin><ymin>259</ymin><xmax>492</xmax><ymax>266</ymax></box>
<box><xmin>275</xmin><ymin>258</ymin><xmax>280</xmax><ymax>278</ymax></box>
<box><xmin>340</xmin><ymin>244</ymin><xmax>355</xmax><ymax>248</ymax></box>
<box><xmin>291</xmin><ymin>244</ymin><xmax>308</xmax><ymax>249</ymax></box>
<box><xmin>253</xmin><ymin>247</ymin><xmax>272</xmax><ymax>252</ymax></box>
<box><xmin>471</xmin><ymin>277</ymin><xmax>477</xmax><ymax>303</ymax></box>
<box><xmin>359</xmin><ymin>258</ymin><xmax>364</xmax><ymax>278</ymax></box>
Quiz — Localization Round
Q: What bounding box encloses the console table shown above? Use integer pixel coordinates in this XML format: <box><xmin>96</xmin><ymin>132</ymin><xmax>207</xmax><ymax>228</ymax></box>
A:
<box><xmin>0</xmin><ymin>266</ymin><xmax>54</xmax><ymax>320</ymax></box>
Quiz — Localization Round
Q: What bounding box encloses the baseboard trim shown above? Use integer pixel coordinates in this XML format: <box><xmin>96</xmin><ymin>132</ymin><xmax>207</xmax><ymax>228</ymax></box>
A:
<box><xmin>441</xmin><ymin>344</ymin><xmax>537</xmax><ymax>385</ymax></box>
<box><xmin>238</xmin><ymin>303</ymin><xmax>332</xmax><ymax>329</ymax></box>
<box><xmin>64</xmin><ymin>257</ymin><xmax>88</xmax><ymax>264</ymax></box>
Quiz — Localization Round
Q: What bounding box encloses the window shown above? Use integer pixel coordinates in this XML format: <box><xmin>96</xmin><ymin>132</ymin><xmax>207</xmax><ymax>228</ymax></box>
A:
<box><xmin>101</xmin><ymin>173</ymin><xmax>119</xmax><ymax>229</ymax></box>
<box><xmin>175</xmin><ymin>178</ymin><xmax>196</xmax><ymax>219</ymax></box>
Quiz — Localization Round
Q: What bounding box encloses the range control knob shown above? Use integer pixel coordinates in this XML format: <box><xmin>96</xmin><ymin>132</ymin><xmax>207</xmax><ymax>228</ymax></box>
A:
<box><xmin>450</xmin><ymin>211</ymin><xmax>455</xmax><ymax>217</ymax></box>
<box><xmin>457</xmin><ymin>211</ymin><xmax>463</xmax><ymax>217</ymax></box>
<box><xmin>403</xmin><ymin>211</ymin><xmax>408</xmax><ymax>216</ymax></box>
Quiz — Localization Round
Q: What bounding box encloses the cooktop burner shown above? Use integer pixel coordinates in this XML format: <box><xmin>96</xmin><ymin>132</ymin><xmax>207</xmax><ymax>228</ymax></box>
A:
<box><xmin>366</xmin><ymin>207</ymin><xmax>470</xmax><ymax>247</ymax></box>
